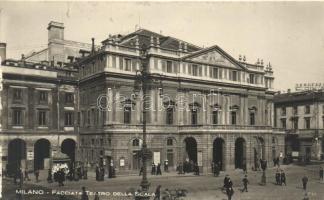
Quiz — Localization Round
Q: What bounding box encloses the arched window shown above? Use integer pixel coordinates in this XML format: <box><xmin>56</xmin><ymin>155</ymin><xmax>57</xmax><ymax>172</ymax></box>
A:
<box><xmin>133</xmin><ymin>138</ymin><xmax>140</xmax><ymax>147</ymax></box>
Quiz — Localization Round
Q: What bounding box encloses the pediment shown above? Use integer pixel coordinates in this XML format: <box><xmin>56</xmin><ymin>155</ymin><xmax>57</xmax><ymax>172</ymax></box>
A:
<box><xmin>184</xmin><ymin>46</ymin><xmax>245</xmax><ymax>70</ymax></box>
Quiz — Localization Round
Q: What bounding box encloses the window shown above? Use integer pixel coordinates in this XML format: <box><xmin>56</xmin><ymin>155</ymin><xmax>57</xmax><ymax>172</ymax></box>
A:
<box><xmin>166</xmin><ymin>61</ymin><xmax>173</xmax><ymax>73</ymax></box>
<box><xmin>293</xmin><ymin>117</ymin><xmax>298</xmax><ymax>129</ymax></box>
<box><xmin>281</xmin><ymin>107</ymin><xmax>286</xmax><ymax>116</ymax></box>
<box><xmin>13</xmin><ymin>109</ymin><xmax>23</xmax><ymax>125</ymax></box>
<box><xmin>107</xmin><ymin>138</ymin><xmax>112</xmax><ymax>146</ymax></box>
<box><xmin>13</xmin><ymin>88</ymin><xmax>22</xmax><ymax>101</ymax></box>
<box><xmin>280</xmin><ymin>118</ymin><xmax>286</xmax><ymax>129</ymax></box>
<box><xmin>305</xmin><ymin>105</ymin><xmax>310</xmax><ymax>114</ymax></box>
<box><xmin>232</xmin><ymin>71</ymin><xmax>237</xmax><ymax>81</ymax></box>
<box><xmin>231</xmin><ymin>111</ymin><xmax>237</xmax><ymax>125</ymax></box>
<box><xmin>210</xmin><ymin>67</ymin><xmax>218</xmax><ymax>79</ymax></box>
<box><xmin>64</xmin><ymin>112</ymin><xmax>73</xmax><ymax>126</ymax></box>
<box><xmin>167</xmin><ymin>138</ymin><xmax>173</xmax><ymax>146</ymax></box>
<box><xmin>125</xmin><ymin>58</ymin><xmax>131</xmax><ymax>71</ymax></box>
<box><xmin>38</xmin><ymin>110</ymin><xmax>46</xmax><ymax>126</ymax></box>
<box><xmin>212</xmin><ymin>110</ymin><xmax>218</xmax><ymax>124</ymax></box>
<box><xmin>91</xmin><ymin>138</ymin><xmax>95</xmax><ymax>145</ymax></box>
<box><xmin>250</xmin><ymin>112</ymin><xmax>255</xmax><ymax>125</ymax></box>
<box><xmin>249</xmin><ymin>74</ymin><xmax>255</xmax><ymax>84</ymax></box>
<box><xmin>87</xmin><ymin>110</ymin><xmax>90</xmax><ymax>125</ymax></box>
<box><xmin>100</xmin><ymin>138</ymin><xmax>104</xmax><ymax>146</ymax></box>
<box><xmin>65</xmin><ymin>93</ymin><xmax>74</xmax><ymax>103</ymax></box>
<box><xmin>304</xmin><ymin>117</ymin><xmax>310</xmax><ymax>129</ymax></box>
<box><xmin>124</xmin><ymin>106</ymin><xmax>131</xmax><ymax>124</ymax></box>
<box><xmin>166</xmin><ymin>108</ymin><xmax>173</xmax><ymax>125</ymax></box>
<box><xmin>192</xmin><ymin>65</ymin><xmax>198</xmax><ymax>76</ymax></box>
<box><xmin>39</xmin><ymin>91</ymin><xmax>47</xmax><ymax>102</ymax></box>
<box><xmin>133</xmin><ymin>139</ymin><xmax>140</xmax><ymax>147</ymax></box>
<box><xmin>119</xmin><ymin>57</ymin><xmax>123</xmax><ymax>70</ymax></box>
<box><xmin>191</xmin><ymin>109</ymin><xmax>198</xmax><ymax>125</ymax></box>
<box><xmin>272</xmin><ymin>137</ymin><xmax>276</xmax><ymax>144</ymax></box>
<box><xmin>293</xmin><ymin>106</ymin><xmax>298</xmax><ymax>115</ymax></box>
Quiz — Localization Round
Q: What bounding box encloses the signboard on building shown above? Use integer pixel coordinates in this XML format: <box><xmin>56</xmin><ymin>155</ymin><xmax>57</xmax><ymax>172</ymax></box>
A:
<box><xmin>153</xmin><ymin>152</ymin><xmax>160</xmax><ymax>165</ymax></box>
<box><xmin>119</xmin><ymin>158</ymin><xmax>125</xmax><ymax>167</ymax></box>
<box><xmin>27</xmin><ymin>150</ymin><xmax>34</xmax><ymax>161</ymax></box>
<box><xmin>104</xmin><ymin>150</ymin><xmax>112</xmax><ymax>156</ymax></box>
<box><xmin>295</xmin><ymin>83</ymin><xmax>324</xmax><ymax>91</ymax></box>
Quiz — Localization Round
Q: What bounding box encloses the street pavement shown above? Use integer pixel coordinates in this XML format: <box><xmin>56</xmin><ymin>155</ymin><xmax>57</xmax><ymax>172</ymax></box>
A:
<box><xmin>3</xmin><ymin>163</ymin><xmax>324</xmax><ymax>200</ymax></box>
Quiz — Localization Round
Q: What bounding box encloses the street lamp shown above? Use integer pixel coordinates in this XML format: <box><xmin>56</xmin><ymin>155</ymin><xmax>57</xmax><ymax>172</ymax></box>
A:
<box><xmin>133</xmin><ymin>44</ymin><xmax>164</xmax><ymax>193</ymax></box>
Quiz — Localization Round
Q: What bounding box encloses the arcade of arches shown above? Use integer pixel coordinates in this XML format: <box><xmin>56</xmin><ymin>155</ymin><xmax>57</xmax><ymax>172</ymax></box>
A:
<box><xmin>6</xmin><ymin>137</ymin><xmax>76</xmax><ymax>173</ymax></box>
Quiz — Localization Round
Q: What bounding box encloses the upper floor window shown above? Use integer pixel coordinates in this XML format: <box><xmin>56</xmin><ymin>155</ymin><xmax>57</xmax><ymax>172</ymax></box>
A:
<box><xmin>133</xmin><ymin>138</ymin><xmax>140</xmax><ymax>147</ymax></box>
<box><xmin>125</xmin><ymin>58</ymin><xmax>131</xmax><ymax>71</ymax></box>
<box><xmin>280</xmin><ymin>118</ymin><xmax>286</xmax><ymax>129</ymax></box>
<box><xmin>191</xmin><ymin>109</ymin><xmax>198</xmax><ymax>125</ymax></box>
<box><xmin>249</xmin><ymin>74</ymin><xmax>255</xmax><ymax>84</ymax></box>
<box><xmin>250</xmin><ymin>112</ymin><xmax>255</xmax><ymax>125</ymax></box>
<box><xmin>64</xmin><ymin>112</ymin><xmax>73</xmax><ymax>126</ymax></box>
<box><xmin>39</xmin><ymin>91</ymin><xmax>48</xmax><ymax>103</ymax></box>
<box><xmin>166</xmin><ymin>61</ymin><xmax>173</xmax><ymax>73</ymax></box>
<box><xmin>281</xmin><ymin>107</ymin><xmax>286</xmax><ymax>116</ymax></box>
<box><xmin>292</xmin><ymin>117</ymin><xmax>298</xmax><ymax>129</ymax></box>
<box><xmin>167</xmin><ymin>138</ymin><xmax>173</xmax><ymax>146</ymax></box>
<box><xmin>13</xmin><ymin>88</ymin><xmax>22</xmax><ymax>101</ymax></box>
<box><xmin>13</xmin><ymin>109</ymin><xmax>23</xmax><ymax>125</ymax></box>
<box><xmin>210</xmin><ymin>67</ymin><xmax>218</xmax><ymax>79</ymax></box>
<box><xmin>65</xmin><ymin>93</ymin><xmax>74</xmax><ymax>103</ymax></box>
<box><xmin>304</xmin><ymin>117</ymin><xmax>310</xmax><ymax>129</ymax></box>
<box><xmin>166</xmin><ymin>108</ymin><xmax>173</xmax><ymax>125</ymax></box>
<box><xmin>231</xmin><ymin>71</ymin><xmax>238</xmax><ymax>81</ymax></box>
<box><xmin>192</xmin><ymin>65</ymin><xmax>198</xmax><ymax>76</ymax></box>
<box><xmin>124</xmin><ymin>106</ymin><xmax>131</xmax><ymax>124</ymax></box>
<box><xmin>293</xmin><ymin>106</ymin><xmax>298</xmax><ymax>115</ymax></box>
<box><xmin>212</xmin><ymin>110</ymin><xmax>218</xmax><ymax>124</ymax></box>
<box><xmin>231</xmin><ymin>111</ymin><xmax>237</xmax><ymax>125</ymax></box>
<box><xmin>305</xmin><ymin>105</ymin><xmax>310</xmax><ymax>114</ymax></box>
<box><xmin>38</xmin><ymin>110</ymin><xmax>47</xmax><ymax>126</ymax></box>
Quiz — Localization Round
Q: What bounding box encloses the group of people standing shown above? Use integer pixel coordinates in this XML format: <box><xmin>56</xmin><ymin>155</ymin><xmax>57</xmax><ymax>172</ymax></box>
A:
<box><xmin>176</xmin><ymin>160</ymin><xmax>200</xmax><ymax>175</ymax></box>
<box><xmin>12</xmin><ymin>167</ymin><xmax>40</xmax><ymax>187</ymax></box>
<box><xmin>151</xmin><ymin>163</ymin><xmax>162</xmax><ymax>175</ymax></box>
<box><xmin>275</xmin><ymin>168</ymin><xmax>286</xmax><ymax>186</ymax></box>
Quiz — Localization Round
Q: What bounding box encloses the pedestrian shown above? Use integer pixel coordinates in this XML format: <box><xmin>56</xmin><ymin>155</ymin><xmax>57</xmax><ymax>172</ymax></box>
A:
<box><xmin>81</xmin><ymin>186</ymin><xmax>89</xmax><ymax>200</ymax></box>
<box><xmin>241</xmin><ymin>174</ymin><xmax>249</xmax><ymax>192</ymax></box>
<box><xmin>19</xmin><ymin>168</ymin><xmax>24</xmax><ymax>187</ymax></box>
<box><xmin>34</xmin><ymin>169</ymin><xmax>39</xmax><ymax>182</ymax></box>
<box><xmin>302</xmin><ymin>175</ymin><xmax>308</xmax><ymax>190</ymax></box>
<box><xmin>47</xmin><ymin>169</ymin><xmax>53</xmax><ymax>183</ymax></box>
<box><xmin>164</xmin><ymin>160</ymin><xmax>169</xmax><ymax>172</ymax></box>
<box><xmin>319</xmin><ymin>166</ymin><xmax>323</xmax><ymax>180</ymax></box>
<box><xmin>226</xmin><ymin>179</ymin><xmax>234</xmax><ymax>200</ymax></box>
<box><xmin>95</xmin><ymin>164</ymin><xmax>100</xmax><ymax>181</ymax></box>
<box><xmin>83</xmin><ymin>164</ymin><xmax>88</xmax><ymax>180</ymax></box>
<box><xmin>58</xmin><ymin>169</ymin><xmax>65</xmax><ymax>187</ymax></box>
<box><xmin>275</xmin><ymin>169</ymin><xmax>281</xmax><ymax>185</ymax></box>
<box><xmin>151</xmin><ymin>163</ymin><xmax>156</xmax><ymax>175</ymax></box>
<box><xmin>139</xmin><ymin>166</ymin><xmax>144</xmax><ymax>176</ymax></box>
<box><xmin>154</xmin><ymin>185</ymin><xmax>161</xmax><ymax>200</ymax></box>
<box><xmin>223</xmin><ymin>174</ymin><xmax>230</xmax><ymax>191</ymax></box>
<box><xmin>195</xmin><ymin>163</ymin><xmax>200</xmax><ymax>176</ymax></box>
<box><xmin>280</xmin><ymin>170</ymin><xmax>286</xmax><ymax>186</ymax></box>
<box><xmin>94</xmin><ymin>192</ymin><xmax>99</xmax><ymax>200</ymax></box>
<box><xmin>24</xmin><ymin>168</ymin><xmax>30</xmax><ymax>181</ymax></box>
<box><xmin>156</xmin><ymin>163</ymin><xmax>162</xmax><ymax>175</ymax></box>
<box><xmin>213</xmin><ymin>162</ymin><xmax>218</xmax><ymax>177</ymax></box>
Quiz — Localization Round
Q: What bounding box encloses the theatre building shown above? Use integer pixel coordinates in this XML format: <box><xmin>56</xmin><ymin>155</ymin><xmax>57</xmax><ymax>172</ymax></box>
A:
<box><xmin>76</xmin><ymin>28</ymin><xmax>285</xmax><ymax>174</ymax></box>
<box><xmin>274</xmin><ymin>90</ymin><xmax>324</xmax><ymax>161</ymax></box>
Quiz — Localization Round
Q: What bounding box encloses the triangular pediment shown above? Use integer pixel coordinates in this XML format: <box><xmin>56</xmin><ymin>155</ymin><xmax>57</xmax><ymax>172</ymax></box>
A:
<box><xmin>184</xmin><ymin>46</ymin><xmax>246</xmax><ymax>70</ymax></box>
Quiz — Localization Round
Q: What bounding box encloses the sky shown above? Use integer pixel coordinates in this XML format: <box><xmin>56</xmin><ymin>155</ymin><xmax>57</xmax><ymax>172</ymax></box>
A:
<box><xmin>0</xmin><ymin>1</ymin><xmax>324</xmax><ymax>91</ymax></box>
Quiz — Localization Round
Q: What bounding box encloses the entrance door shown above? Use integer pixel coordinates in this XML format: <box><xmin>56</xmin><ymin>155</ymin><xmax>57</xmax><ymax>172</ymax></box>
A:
<box><xmin>167</xmin><ymin>149</ymin><xmax>174</xmax><ymax>168</ymax></box>
<box><xmin>213</xmin><ymin>138</ymin><xmax>225</xmax><ymax>170</ymax></box>
<box><xmin>235</xmin><ymin>138</ymin><xmax>246</xmax><ymax>169</ymax></box>
<box><xmin>132</xmin><ymin>150</ymin><xmax>141</xmax><ymax>170</ymax></box>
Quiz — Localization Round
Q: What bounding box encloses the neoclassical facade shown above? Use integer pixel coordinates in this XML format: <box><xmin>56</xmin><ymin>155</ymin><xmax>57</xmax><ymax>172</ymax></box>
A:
<box><xmin>76</xmin><ymin>28</ymin><xmax>285</xmax><ymax>174</ymax></box>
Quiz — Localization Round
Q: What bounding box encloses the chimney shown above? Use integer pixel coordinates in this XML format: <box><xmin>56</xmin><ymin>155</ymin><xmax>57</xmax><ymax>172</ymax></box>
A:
<box><xmin>47</xmin><ymin>21</ymin><xmax>64</xmax><ymax>41</ymax></box>
<box><xmin>0</xmin><ymin>43</ymin><xmax>6</xmax><ymax>61</ymax></box>
<box><xmin>91</xmin><ymin>38</ymin><xmax>95</xmax><ymax>54</ymax></box>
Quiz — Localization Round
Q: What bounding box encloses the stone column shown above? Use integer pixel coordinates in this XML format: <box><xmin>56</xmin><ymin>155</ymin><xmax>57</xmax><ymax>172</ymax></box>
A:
<box><xmin>115</xmin><ymin>89</ymin><xmax>120</xmax><ymax>123</ymax></box>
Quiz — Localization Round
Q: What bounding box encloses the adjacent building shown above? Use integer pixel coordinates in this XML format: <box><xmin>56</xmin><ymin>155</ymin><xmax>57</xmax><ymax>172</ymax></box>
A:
<box><xmin>274</xmin><ymin>90</ymin><xmax>324</xmax><ymax>161</ymax></box>
<box><xmin>0</xmin><ymin>21</ymin><xmax>285</xmax><ymax>175</ymax></box>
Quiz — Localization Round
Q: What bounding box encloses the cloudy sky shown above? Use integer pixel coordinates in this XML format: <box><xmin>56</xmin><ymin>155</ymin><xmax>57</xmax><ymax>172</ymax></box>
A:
<box><xmin>1</xmin><ymin>1</ymin><xmax>324</xmax><ymax>91</ymax></box>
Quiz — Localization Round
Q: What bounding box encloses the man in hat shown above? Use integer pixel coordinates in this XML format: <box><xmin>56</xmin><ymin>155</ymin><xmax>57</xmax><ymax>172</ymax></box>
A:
<box><xmin>241</xmin><ymin>174</ymin><xmax>249</xmax><ymax>192</ymax></box>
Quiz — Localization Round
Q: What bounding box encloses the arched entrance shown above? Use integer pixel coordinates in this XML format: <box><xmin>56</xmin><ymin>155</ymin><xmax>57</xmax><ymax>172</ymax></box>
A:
<box><xmin>235</xmin><ymin>137</ymin><xmax>246</xmax><ymax>169</ymax></box>
<box><xmin>131</xmin><ymin>138</ymin><xmax>142</xmax><ymax>170</ymax></box>
<box><xmin>253</xmin><ymin>137</ymin><xmax>266</xmax><ymax>168</ymax></box>
<box><xmin>61</xmin><ymin>139</ymin><xmax>76</xmax><ymax>162</ymax></box>
<box><xmin>213</xmin><ymin>138</ymin><xmax>225</xmax><ymax>170</ymax></box>
<box><xmin>8</xmin><ymin>139</ymin><xmax>26</xmax><ymax>175</ymax></box>
<box><xmin>34</xmin><ymin>139</ymin><xmax>51</xmax><ymax>170</ymax></box>
<box><xmin>184</xmin><ymin>137</ymin><xmax>197</xmax><ymax>163</ymax></box>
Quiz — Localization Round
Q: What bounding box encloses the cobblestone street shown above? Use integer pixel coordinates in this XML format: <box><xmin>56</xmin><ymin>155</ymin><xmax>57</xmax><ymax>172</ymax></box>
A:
<box><xmin>3</xmin><ymin>163</ymin><xmax>324</xmax><ymax>200</ymax></box>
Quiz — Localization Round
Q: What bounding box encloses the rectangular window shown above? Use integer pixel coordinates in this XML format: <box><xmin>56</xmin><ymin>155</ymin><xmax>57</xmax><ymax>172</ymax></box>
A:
<box><xmin>305</xmin><ymin>117</ymin><xmax>310</xmax><ymax>129</ymax></box>
<box><xmin>293</xmin><ymin>106</ymin><xmax>298</xmax><ymax>115</ymax></box>
<box><xmin>232</xmin><ymin>71</ymin><xmax>237</xmax><ymax>81</ymax></box>
<box><xmin>13</xmin><ymin>109</ymin><xmax>23</xmax><ymax>125</ymax></box>
<box><xmin>112</xmin><ymin>56</ymin><xmax>116</xmax><ymax>68</ymax></box>
<box><xmin>119</xmin><ymin>57</ymin><xmax>123</xmax><ymax>70</ymax></box>
<box><xmin>211</xmin><ymin>67</ymin><xmax>218</xmax><ymax>79</ymax></box>
<box><xmin>124</xmin><ymin>107</ymin><xmax>131</xmax><ymax>124</ymax></box>
<box><xmin>281</xmin><ymin>118</ymin><xmax>286</xmax><ymax>129</ymax></box>
<box><xmin>293</xmin><ymin>118</ymin><xmax>298</xmax><ymax>129</ymax></box>
<box><xmin>154</xmin><ymin>58</ymin><xmax>158</xmax><ymax>69</ymax></box>
<box><xmin>38</xmin><ymin>110</ymin><xmax>46</xmax><ymax>126</ymax></box>
<box><xmin>125</xmin><ymin>58</ymin><xmax>131</xmax><ymax>71</ymax></box>
<box><xmin>231</xmin><ymin>111</ymin><xmax>237</xmax><ymax>125</ymax></box>
<box><xmin>212</xmin><ymin>111</ymin><xmax>218</xmax><ymax>124</ymax></box>
<box><xmin>87</xmin><ymin>110</ymin><xmax>90</xmax><ymax>125</ymax></box>
<box><xmin>166</xmin><ymin>61</ymin><xmax>173</xmax><ymax>73</ymax></box>
<box><xmin>191</xmin><ymin>110</ymin><xmax>198</xmax><ymax>125</ymax></box>
<box><xmin>39</xmin><ymin>91</ymin><xmax>47</xmax><ymax>103</ymax></box>
<box><xmin>305</xmin><ymin>105</ymin><xmax>310</xmax><ymax>114</ymax></box>
<box><xmin>249</xmin><ymin>74</ymin><xmax>255</xmax><ymax>84</ymax></box>
<box><xmin>64</xmin><ymin>112</ymin><xmax>73</xmax><ymax>126</ymax></box>
<box><xmin>192</xmin><ymin>65</ymin><xmax>198</xmax><ymax>76</ymax></box>
<box><xmin>65</xmin><ymin>93</ymin><xmax>74</xmax><ymax>103</ymax></box>
<box><xmin>166</xmin><ymin>108</ymin><xmax>173</xmax><ymax>125</ymax></box>
<box><xmin>281</xmin><ymin>107</ymin><xmax>286</xmax><ymax>116</ymax></box>
<box><xmin>250</xmin><ymin>112</ymin><xmax>255</xmax><ymax>125</ymax></box>
<box><xmin>13</xmin><ymin>88</ymin><xmax>22</xmax><ymax>101</ymax></box>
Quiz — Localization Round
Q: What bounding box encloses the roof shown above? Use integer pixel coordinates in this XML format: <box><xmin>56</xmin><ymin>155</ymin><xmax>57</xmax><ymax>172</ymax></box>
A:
<box><xmin>102</xmin><ymin>28</ymin><xmax>201</xmax><ymax>52</ymax></box>
<box><xmin>274</xmin><ymin>90</ymin><xmax>324</xmax><ymax>103</ymax></box>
